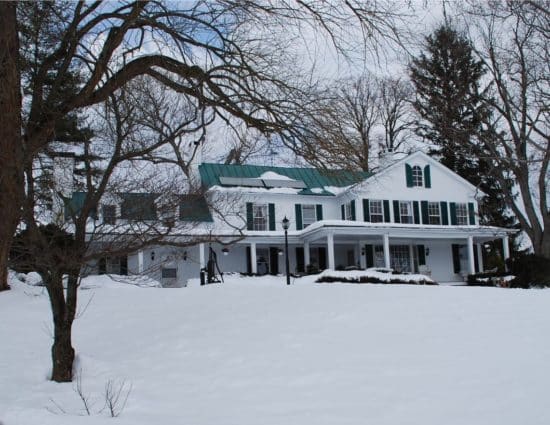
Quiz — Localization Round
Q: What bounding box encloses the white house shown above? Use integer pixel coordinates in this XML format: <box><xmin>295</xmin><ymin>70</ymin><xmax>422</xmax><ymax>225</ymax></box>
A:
<box><xmin>71</xmin><ymin>151</ymin><xmax>513</xmax><ymax>285</ymax></box>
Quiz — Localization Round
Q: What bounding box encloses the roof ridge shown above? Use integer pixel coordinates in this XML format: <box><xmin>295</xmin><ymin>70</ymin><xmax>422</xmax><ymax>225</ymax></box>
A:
<box><xmin>199</xmin><ymin>162</ymin><xmax>372</xmax><ymax>175</ymax></box>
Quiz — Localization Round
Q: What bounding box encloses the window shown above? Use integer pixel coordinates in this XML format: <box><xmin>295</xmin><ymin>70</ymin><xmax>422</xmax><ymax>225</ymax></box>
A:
<box><xmin>412</xmin><ymin>166</ymin><xmax>423</xmax><ymax>187</ymax></box>
<box><xmin>253</xmin><ymin>204</ymin><xmax>268</xmax><ymax>231</ymax></box>
<box><xmin>390</xmin><ymin>245</ymin><xmax>412</xmax><ymax>272</ymax></box>
<box><xmin>344</xmin><ymin>202</ymin><xmax>353</xmax><ymax>220</ymax></box>
<box><xmin>369</xmin><ymin>200</ymin><xmax>384</xmax><ymax>223</ymax></box>
<box><xmin>456</xmin><ymin>203</ymin><xmax>468</xmax><ymax>225</ymax></box>
<box><xmin>399</xmin><ymin>201</ymin><xmax>413</xmax><ymax>224</ymax></box>
<box><xmin>374</xmin><ymin>245</ymin><xmax>385</xmax><ymax>267</ymax></box>
<box><xmin>428</xmin><ymin>202</ymin><xmax>441</xmax><ymax>225</ymax></box>
<box><xmin>103</xmin><ymin>205</ymin><xmax>116</xmax><ymax>225</ymax></box>
<box><xmin>161</xmin><ymin>268</ymin><xmax>177</xmax><ymax>279</ymax></box>
<box><xmin>302</xmin><ymin>204</ymin><xmax>316</xmax><ymax>227</ymax></box>
<box><xmin>160</xmin><ymin>206</ymin><xmax>177</xmax><ymax>227</ymax></box>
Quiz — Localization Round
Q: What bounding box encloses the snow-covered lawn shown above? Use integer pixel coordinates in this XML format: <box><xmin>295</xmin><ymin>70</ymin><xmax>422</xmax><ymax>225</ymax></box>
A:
<box><xmin>2</xmin><ymin>273</ymin><xmax>550</xmax><ymax>425</ymax></box>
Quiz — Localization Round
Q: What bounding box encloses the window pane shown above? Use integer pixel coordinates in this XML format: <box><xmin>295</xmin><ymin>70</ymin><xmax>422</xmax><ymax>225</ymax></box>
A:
<box><xmin>345</xmin><ymin>202</ymin><xmax>353</xmax><ymax>220</ymax></box>
<box><xmin>302</xmin><ymin>204</ymin><xmax>316</xmax><ymax>227</ymax></box>
<box><xmin>400</xmin><ymin>201</ymin><xmax>413</xmax><ymax>224</ymax></box>
<box><xmin>253</xmin><ymin>204</ymin><xmax>268</xmax><ymax>230</ymax></box>
<box><xmin>412</xmin><ymin>166</ymin><xmax>423</xmax><ymax>187</ymax></box>
<box><xmin>103</xmin><ymin>205</ymin><xmax>116</xmax><ymax>225</ymax></box>
<box><xmin>456</xmin><ymin>203</ymin><xmax>468</xmax><ymax>225</ymax></box>
<box><xmin>428</xmin><ymin>202</ymin><xmax>441</xmax><ymax>225</ymax></box>
<box><xmin>369</xmin><ymin>200</ymin><xmax>383</xmax><ymax>223</ymax></box>
<box><xmin>390</xmin><ymin>245</ymin><xmax>411</xmax><ymax>272</ymax></box>
<box><xmin>162</xmin><ymin>268</ymin><xmax>177</xmax><ymax>279</ymax></box>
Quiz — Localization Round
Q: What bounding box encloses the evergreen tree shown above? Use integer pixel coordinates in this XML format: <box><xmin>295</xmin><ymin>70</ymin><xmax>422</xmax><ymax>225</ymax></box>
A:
<box><xmin>409</xmin><ymin>24</ymin><xmax>513</xmax><ymax>229</ymax></box>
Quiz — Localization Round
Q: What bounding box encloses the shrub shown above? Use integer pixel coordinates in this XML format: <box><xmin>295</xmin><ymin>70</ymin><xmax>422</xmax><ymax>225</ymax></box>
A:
<box><xmin>305</xmin><ymin>264</ymin><xmax>319</xmax><ymax>275</ymax></box>
<box><xmin>467</xmin><ymin>271</ymin><xmax>511</xmax><ymax>287</ymax></box>
<box><xmin>507</xmin><ymin>254</ymin><xmax>550</xmax><ymax>288</ymax></box>
<box><xmin>316</xmin><ymin>273</ymin><xmax>436</xmax><ymax>285</ymax></box>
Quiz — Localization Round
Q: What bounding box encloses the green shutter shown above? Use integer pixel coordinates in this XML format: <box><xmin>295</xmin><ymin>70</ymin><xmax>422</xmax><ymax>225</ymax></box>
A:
<box><xmin>350</xmin><ymin>200</ymin><xmax>356</xmax><ymax>221</ymax></box>
<box><xmin>363</xmin><ymin>199</ymin><xmax>370</xmax><ymax>222</ymax></box>
<box><xmin>393</xmin><ymin>200</ymin><xmax>401</xmax><ymax>223</ymax></box>
<box><xmin>452</xmin><ymin>244</ymin><xmax>461</xmax><ymax>273</ymax></box>
<box><xmin>268</xmin><ymin>203</ymin><xmax>276</xmax><ymax>230</ymax></box>
<box><xmin>440</xmin><ymin>201</ymin><xmax>449</xmax><ymax>225</ymax></box>
<box><xmin>424</xmin><ymin>165</ymin><xmax>431</xmax><ymax>188</ymax></box>
<box><xmin>418</xmin><ymin>245</ymin><xmax>426</xmax><ymax>266</ymax></box>
<box><xmin>450</xmin><ymin>202</ymin><xmax>457</xmax><ymax>225</ymax></box>
<box><xmin>365</xmin><ymin>245</ymin><xmax>374</xmax><ymax>268</ymax></box>
<box><xmin>295</xmin><ymin>247</ymin><xmax>305</xmax><ymax>273</ymax></box>
<box><xmin>246</xmin><ymin>202</ymin><xmax>253</xmax><ymax>230</ymax></box>
<box><xmin>473</xmin><ymin>244</ymin><xmax>479</xmax><ymax>273</ymax></box>
<box><xmin>421</xmin><ymin>200</ymin><xmax>429</xmax><ymax>224</ymax></box>
<box><xmin>295</xmin><ymin>204</ymin><xmax>303</xmax><ymax>230</ymax></box>
<box><xmin>413</xmin><ymin>201</ymin><xmax>420</xmax><ymax>224</ymax></box>
<box><xmin>468</xmin><ymin>202</ymin><xmax>476</xmax><ymax>225</ymax></box>
<box><xmin>246</xmin><ymin>246</ymin><xmax>252</xmax><ymax>274</ymax></box>
<box><xmin>341</xmin><ymin>204</ymin><xmax>345</xmax><ymax>220</ymax></box>
<box><xmin>383</xmin><ymin>200</ymin><xmax>391</xmax><ymax>222</ymax></box>
<box><xmin>316</xmin><ymin>204</ymin><xmax>323</xmax><ymax>221</ymax></box>
<box><xmin>405</xmin><ymin>164</ymin><xmax>413</xmax><ymax>187</ymax></box>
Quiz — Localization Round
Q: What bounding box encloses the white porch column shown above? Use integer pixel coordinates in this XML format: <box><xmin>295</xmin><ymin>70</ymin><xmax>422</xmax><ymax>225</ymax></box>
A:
<box><xmin>467</xmin><ymin>236</ymin><xmax>476</xmax><ymax>275</ymax></box>
<box><xmin>477</xmin><ymin>243</ymin><xmax>484</xmax><ymax>273</ymax></box>
<box><xmin>359</xmin><ymin>241</ymin><xmax>367</xmax><ymax>269</ymax></box>
<box><xmin>137</xmin><ymin>250</ymin><xmax>144</xmax><ymax>273</ymax></box>
<box><xmin>304</xmin><ymin>241</ymin><xmax>310</xmax><ymax>267</ymax></box>
<box><xmin>250</xmin><ymin>242</ymin><xmax>257</xmax><ymax>274</ymax></box>
<box><xmin>383</xmin><ymin>234</ymin><xmax>391</xmax><ymax>269</ymax></box>
<box><xmin>199</xmin><ymin>243</ymin><xmax>206</xmax><ymax>269</ymax></box>
<box><xmin>502</xmin><ymin>235</ymin><xmax>510</xmax><ymax>271</ymax></box>
<box><xmin>327</xmin><ymin>232</ymin><xmax>335</xmax><ymax>270</ymax></box>
<box><xmin>409</xmin><ymin>244</ymin><xmax>415</xmax><ymax>273</ymax></box>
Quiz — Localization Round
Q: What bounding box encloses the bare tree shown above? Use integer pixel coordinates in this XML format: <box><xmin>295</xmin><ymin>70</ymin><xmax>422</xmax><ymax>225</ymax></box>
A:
<box><xmin>377</xmin><ymin>77</ymin><xmax>415</xmax><ymax>153</ymax></box>
<box><xmin>0</xmin><ymin>3</ymin><xmax>23</xmax><ymax>291</ymax></box>
<box><xmin>4</xmin><ymin>0</ymin><xmax>413</xmax><ymax>383</ymax></box>
<box><xmin>12</xmin><ymin>82</ymin><xmax>245</xmax><ymax>383</ymax></box>
<box><xmin>301</xmin><ymin>75</ymin><xmax>380</xmax><ymax>171</ymax></box>
<box><xmin>462</xmin><ymin>1</ymin><xmax>550</xmax><ymax>259</ymax></box>
<box><xmin>300</xmin><ymin>75</ymin><xmax>415</xmax><ymax>171</ymax></box>
<box><xmin>0</xmin><ymin>0</ymin><xmax>412</xmax><ymax>292</ymax></box>
<box><xmin>222</xmin><ymin>126</ymin><xmax>272</xmax><ymax>166</ymax></box>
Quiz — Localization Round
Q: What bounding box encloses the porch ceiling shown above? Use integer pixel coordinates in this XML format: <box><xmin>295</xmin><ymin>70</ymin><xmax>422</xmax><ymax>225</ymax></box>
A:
<box><xmin>300</xmin><ymin>223</ymin><xmax>514</xmax><ymax>244</ymax></box>
<box><xmin>236</xmin><ymin>223</ymin><xmax>513</xmax><ymax>246</ymax></box>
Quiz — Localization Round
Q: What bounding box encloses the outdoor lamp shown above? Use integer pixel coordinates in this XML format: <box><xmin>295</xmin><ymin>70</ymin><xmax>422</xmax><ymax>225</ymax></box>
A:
<box><xmin>282</xmin><ymin>216</ymin><xmax>290</xmax><ymax>285</ymax></box>
<box><xmin>282</xmin><ymin>216</ymin><xmax>290</xmax><ymax>231</ymax></box>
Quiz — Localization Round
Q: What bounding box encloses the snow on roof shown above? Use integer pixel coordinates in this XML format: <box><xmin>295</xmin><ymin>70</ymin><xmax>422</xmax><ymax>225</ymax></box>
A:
<box><xmin>259</xmin><ymin>171</ymin><xmax>294</xmax><ymax>181</ymax></box>
<box><xmin>210</xmin><ymin>185</ymin><xmax>301</xmax><ymax>195</ymax></box>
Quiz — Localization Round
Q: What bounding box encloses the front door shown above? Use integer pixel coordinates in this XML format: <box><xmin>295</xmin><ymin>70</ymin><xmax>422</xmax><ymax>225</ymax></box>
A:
<box><xmin>269</xmin><ymin>247</ymin><xmax>279</xmax><ymax>275</ymax></box>
<box><xmin>257</xmin><ymin>248</ymin><xmax>269</xmax><ymax>275</ymax></box>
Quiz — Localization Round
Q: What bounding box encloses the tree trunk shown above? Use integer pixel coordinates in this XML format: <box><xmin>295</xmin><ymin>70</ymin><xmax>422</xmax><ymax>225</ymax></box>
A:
<box><xmin>0</xmin><ymin>244</ymin><xmax>11</xmax><ymax>291</ymax></box>
<box><xmin>45</xmin><ymin>272</ymin><xmax>76</xmax><ymax>382</ymax></box>
<box><xmin>535</xmin><ymin>230</ymin><xmax>550</xmax><ymax>260</ymax></box>
<box><xmin>51</xmin><ymin>320</ymin><xmax>75</xmax><ymax>382</ymax></box>
<box><xmin>0</xmin><ymin>2</ymin><xmax>24</xmax><ymax>291</ymax></box>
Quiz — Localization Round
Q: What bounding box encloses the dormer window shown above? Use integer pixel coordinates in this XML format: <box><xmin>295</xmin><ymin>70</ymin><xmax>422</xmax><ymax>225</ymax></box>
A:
<box><xmin>102</xmin><ymin>205</ymin><xmax>117</xmax><ymax>225</ymax></box>
<box><xmin>406</xmin><ymin>164</ymin><xmax>431</xmax><ymax>188</ymax></box>
<box><xmin>412</xmin><ymin>166</ymin><xmax>423</xmax><ymax>187</ymax></box>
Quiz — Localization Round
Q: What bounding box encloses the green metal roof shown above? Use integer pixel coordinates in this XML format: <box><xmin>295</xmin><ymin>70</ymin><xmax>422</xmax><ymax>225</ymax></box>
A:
<box><xmin>199</xmin><ymin>163</ymin><xmax>371</xmax><ymax>196</ymax></box>
<box><xmin>66</xmin><ymin>192</ymin><xmax>213</xmax><ymax>222</ymax></box>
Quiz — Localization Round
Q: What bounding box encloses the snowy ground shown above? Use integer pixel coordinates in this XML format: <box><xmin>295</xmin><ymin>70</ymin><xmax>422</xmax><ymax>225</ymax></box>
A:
<box><xmin>2</xmin><ymin>272</ymin><xmax>550</xmax><ymax>425</ymax></box>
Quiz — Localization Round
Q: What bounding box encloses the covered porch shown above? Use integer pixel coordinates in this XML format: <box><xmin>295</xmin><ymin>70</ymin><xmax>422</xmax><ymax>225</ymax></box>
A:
<box><xmin>238</xmin><ymin>223</ymin><xmax>514</xmax><ymax>282</ymax></box>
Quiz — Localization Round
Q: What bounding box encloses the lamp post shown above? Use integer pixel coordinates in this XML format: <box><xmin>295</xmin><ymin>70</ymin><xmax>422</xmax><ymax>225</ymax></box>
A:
<box><xmin>282</xmin><ymin>216</ymin><xmax>290</xmax><ymax>285</ymax></box>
